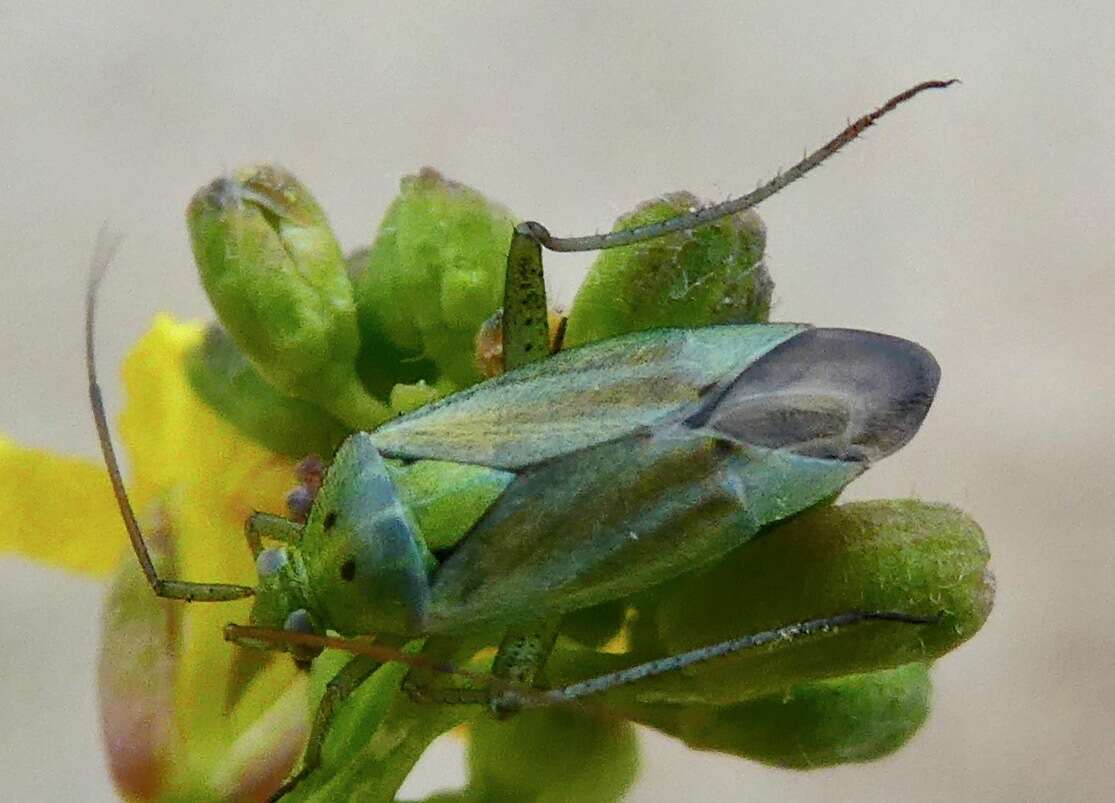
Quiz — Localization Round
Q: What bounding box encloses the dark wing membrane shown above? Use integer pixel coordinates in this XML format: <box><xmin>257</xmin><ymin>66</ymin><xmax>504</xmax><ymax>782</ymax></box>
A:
<box><xmin>695</xmin><ymin>328</ymin><xmax>940</xmax><ymax>463</ymax></box>
<box><xmin>370</xmin><ymin>324</ymin><xmax>805</xmax><ymax>470</ymax></box>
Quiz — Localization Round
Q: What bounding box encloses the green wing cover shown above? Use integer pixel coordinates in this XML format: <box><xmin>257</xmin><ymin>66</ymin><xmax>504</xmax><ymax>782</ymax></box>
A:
<box><xmin>371</xmin><ymin>324</ymin><xmax>805</xmax><ymax>470</ymax></box>
<box><xmin>424</xmin><ymin>429</ymin><xmax>861</xmax><ymax>633</ymax></box>
<box><xmin>419</xmin><ymin>327</ymin><xmax>940</xmax><ymax>633</ymax></box>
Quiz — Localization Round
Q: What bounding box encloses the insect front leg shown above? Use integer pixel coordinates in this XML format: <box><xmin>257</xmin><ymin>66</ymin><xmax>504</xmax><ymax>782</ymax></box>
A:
<box><xmin>244</xmin><ymin>512</ymin><xmax>304</xmax><ymax>557</ymax></box>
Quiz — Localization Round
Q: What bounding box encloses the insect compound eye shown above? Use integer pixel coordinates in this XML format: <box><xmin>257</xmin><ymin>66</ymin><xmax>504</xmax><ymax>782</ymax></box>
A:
<box><xmin>283</xmin><ymin>608</ymin><xmax>315</xmax><ymax>634</ymax></box>
<box><xmin>283</xmin><ymin>607</ymin><xmax>323</xmax><ymax>663</ymax></box>
<box><xmin>340</xmin><ymin>557</ymin><xmax>357</xmax><ymax>582</ymax></box>
<box><xmin>286</xmin><ymin>486</ymin><xmax>314</xmax><ymax>521</ymax></box>
<box><xmin>255</xmin><ymin>547</ymin><xmax>289</xmax><ymax>579</ymax></box>
<box><xmin>323</xmin><ymin>511</ymin><xmax>338</xmax><ymax>531</ymax></box>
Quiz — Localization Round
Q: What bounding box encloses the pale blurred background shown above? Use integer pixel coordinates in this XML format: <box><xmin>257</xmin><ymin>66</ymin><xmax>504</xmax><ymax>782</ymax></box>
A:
<box><xmin>1</xmin><ymin>2</ymin><xmax>1112</xmax><ymax>801</ymax></box>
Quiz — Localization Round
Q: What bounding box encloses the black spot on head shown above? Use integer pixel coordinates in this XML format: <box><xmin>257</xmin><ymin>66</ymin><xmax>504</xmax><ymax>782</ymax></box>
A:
<box><xmin>523</xmin><ymin>343</ymin><xmax>534</xmax><ymax>352</ymax></box>
<box><xmin>340</xmin><ymin>558</ymin><xmax>356</xmax><ymax>582</ymax></box>
<box><xmin>323</xmin><ymin>511</ymin><xmax>338</xmax><ymax>531</ymax></box>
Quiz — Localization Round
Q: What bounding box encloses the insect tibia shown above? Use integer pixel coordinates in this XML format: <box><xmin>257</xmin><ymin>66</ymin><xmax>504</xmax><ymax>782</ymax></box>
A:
<box><xmin>153</xmin><ymin>578</ymin><xmax>255</xmax><ymax>602</ymax></box>
<box><xmin>526</xmin><ymin>79</ymin><xmax>957</xmax><ymax>255</ymax></box>
<box><xmin>515</xmin><ymin>220</ymin><xmax>551</xmax><ymax>241</ymax></box>
<box><xmin>534</xmin><ymin>609</ymin><xmax>939</xmax><ymax>706</ymax></box>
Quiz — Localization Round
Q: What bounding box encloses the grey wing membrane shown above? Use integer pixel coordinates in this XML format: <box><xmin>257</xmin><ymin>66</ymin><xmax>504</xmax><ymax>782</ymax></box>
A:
<box><xmin>694</xmin><ymin>327</ymin><xmax>940</xmax><ymax>463</ymax></box>
<box><xmin>370</xmin><ymin>324</ymin><xmax>805</xmax><ymax>470</ymax></box>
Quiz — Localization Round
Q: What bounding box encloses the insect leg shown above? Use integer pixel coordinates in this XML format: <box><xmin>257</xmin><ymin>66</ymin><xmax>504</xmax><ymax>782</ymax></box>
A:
<box><xmin>401</xmin><ymin>633</ymin><xmax>493</xmax><ymax>706</ymax></box>
<box><xmin>516</xmin><ymin>80</ymin><xmax>957</xmax><ymax>255</ymax></box>
<box><xmin>500</xmin><ymin>223</ymin><xmax>551</xmax><ymax>371</ymax></box>
<box><xmin>267</xmin><ymin>655</ymin><xmax>383</xmax><ymax>803</ymax></box>
<box><xmin>525</xmin><ymin>610</ymin><xmax>937</xmax><ymax>708</ymax></box>
<box><xmin>86</xmin><ymin>232</ymin><xmax>253</xmax><ymax>601</ymax></box>
<box><xmin>244</xmin><ymin>511</ymin><xmax>304</xmax><ymax>557</ymax></box>
<box><xmin>487</xmin><ymin>619</ymin><xmax>561</xmax><ymax>716</ymax></box>
<box><xmin>224</xmin><ymin>625</ymin><xmax>560</xmax><ymax>710</ymax></box>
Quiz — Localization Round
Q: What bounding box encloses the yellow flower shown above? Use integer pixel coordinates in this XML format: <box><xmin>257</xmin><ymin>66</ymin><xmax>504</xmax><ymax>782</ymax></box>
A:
<box><xmin>2</xmin><ymin>316</ymin><xmax>309</xmax><ymax>802</ymax></box>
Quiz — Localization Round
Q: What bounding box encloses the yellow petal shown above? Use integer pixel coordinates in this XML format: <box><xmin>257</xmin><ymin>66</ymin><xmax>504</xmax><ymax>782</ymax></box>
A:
<box><xmin>0</xmin><ymin>434</ymin><xmax>124</xmax><ymax>576</ymax></box>
<box><xmin>115</xmin><ymin>316</ymin><xmax>302</xmax><ymax>764</ymax></box>
<box><xmin>209</xmin><ymin>668</ymin><xmax>309</xmax><ymax>801</ymax></box>
<box><xmin>98</xmin><ymin>511</ymin><xmax>180</xmax><ymax>800</ymax></box>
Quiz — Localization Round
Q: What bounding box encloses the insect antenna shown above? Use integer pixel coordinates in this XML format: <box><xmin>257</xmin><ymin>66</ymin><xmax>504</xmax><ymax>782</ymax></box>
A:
<box><xmin>223</xmin><ymin>623</ymin><xmax>626</xmax><ymax>722</ymax></box>
<box><xmin>225</xmin><ymin>624</ymin><xmax>469</xmax><ymax>676</ymax></box>
<box><xmin>85</xmin><ymin>230</ymin><xmax>254</xmax><ymax>601</ymax></box>
<box><xmin>227</xmin><ymin>611</ymin><xmax>936</xmax><ymax>717</ymax></box>
<box><xmin>519</xmin><ymin>79</ymin><xmax>958</xmax><ymax>254</ymax></box>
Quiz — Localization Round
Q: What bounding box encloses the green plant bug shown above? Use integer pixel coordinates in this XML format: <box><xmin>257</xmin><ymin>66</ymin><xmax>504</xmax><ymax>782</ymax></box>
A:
<box><xmin>86</xmin><ymin>79</ymin><xmax>955</xmax><ymax>798</ymax></box>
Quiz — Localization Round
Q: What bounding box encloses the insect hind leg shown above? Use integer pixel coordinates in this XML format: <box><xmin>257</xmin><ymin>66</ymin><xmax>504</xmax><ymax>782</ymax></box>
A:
<box><xmin>500</xmin><ymin>223</ymin><xmax>551</xmax><ymax>371</ymax></box>
<box><xmin>528</xmin><ymin>610</ymin><xmax>938</xmax><ymax>708</ymax></box>
<box><xmin>485</xmin><ymin>619</ymin><xmax>561</xmax><ymax>717</ymax></box>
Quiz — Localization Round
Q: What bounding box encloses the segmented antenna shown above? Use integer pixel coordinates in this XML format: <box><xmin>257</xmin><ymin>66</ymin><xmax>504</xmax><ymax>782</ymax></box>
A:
<box><xmin>521</xmin><ymin>79</ymin><xmax>958</xmax><ymax>253</ymax></box>
<box><xmin>85</xmin><ymin>231</ymin><xmax>254</xmax><ymax>601</ymax></box>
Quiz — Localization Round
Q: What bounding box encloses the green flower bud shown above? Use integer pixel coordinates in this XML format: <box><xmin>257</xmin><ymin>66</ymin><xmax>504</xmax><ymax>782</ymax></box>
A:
<box><xmin>644</xmin><ymin>663</ymin><xmax>931</xmax><ymax>769</ymax></box>
<box><xmin>468</xmin><ymin>708</ymin><xmax>639</xmax><ymax>803</ymax></box>
<box><xmin>564</xmin><ymin>192</ymin><xmax>771</xmax><ymax>348</ymax></box>
<box><xmin>642</xmin><ymin>501</ymin><xmax>993</xmax><ymax>705</ymax></box>
<box><xmin>188</xmin><ymin>164</ymin><xmax>390</xmax><ymax>430</ymax></box>
<box><xmin>185</xmin><ymin>324</ymin><xmax>350</xmax><ymax>458</ymax></box>
<box><xmin>353</xmin><ymin>169</ymin><xmax>517</xmax><ymax>395</ymax></box>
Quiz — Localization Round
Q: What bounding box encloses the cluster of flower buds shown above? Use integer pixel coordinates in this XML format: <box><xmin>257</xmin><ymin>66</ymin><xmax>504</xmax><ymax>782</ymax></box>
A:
<box><xmin>91</xmin><ymin>165</ymin><xmax>990</xmax><ymax>802</ymax></box>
